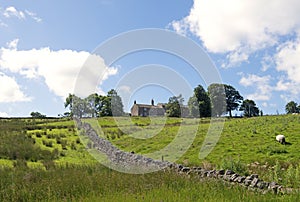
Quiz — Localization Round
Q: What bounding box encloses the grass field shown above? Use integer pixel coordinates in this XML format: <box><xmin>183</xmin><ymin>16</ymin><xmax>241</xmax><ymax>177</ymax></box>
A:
<box><xmin>1</xmin><ymin>115</ymin><xmax>300</xmax><ymax>201</ymax></box>
<box><xmin>87</xmin><ymin>115</ymin><xmax>300</xmax><ymax>187</ymax></box>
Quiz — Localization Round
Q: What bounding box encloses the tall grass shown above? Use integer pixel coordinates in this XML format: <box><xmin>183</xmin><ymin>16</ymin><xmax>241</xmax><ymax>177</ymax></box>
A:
<box><xmin>1</xmin><ymin>116</ymin><xmax>300</xmax><ymax>201</ymax></box>
<box><xmin>1</xmin><ymin>164</ymin><xmax>299</xmax><ymax>202</ymax></box>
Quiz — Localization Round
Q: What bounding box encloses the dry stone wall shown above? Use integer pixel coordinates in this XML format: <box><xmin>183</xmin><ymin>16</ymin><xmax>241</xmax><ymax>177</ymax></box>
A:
<box><xmin>75</xmin><ymin>118</ymin><xmax>283</xmax><ymax>194</ymax></box>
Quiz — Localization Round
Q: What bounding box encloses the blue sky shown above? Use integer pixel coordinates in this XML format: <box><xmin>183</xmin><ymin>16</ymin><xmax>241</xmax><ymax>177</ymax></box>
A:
<box><xmin>0</xmin><ymin>0</ymin><xmax>300</xmax><ymax>117</ymax></box>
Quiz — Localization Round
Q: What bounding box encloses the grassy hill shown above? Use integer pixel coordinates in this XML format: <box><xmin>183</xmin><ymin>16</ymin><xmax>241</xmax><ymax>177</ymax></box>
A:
<box><xmin>95</xmin><ymin>115</ymin><xmax>300</xmax><ymax>165</ymax></box>
<box><xmin>86</xmin><ymin>115</ymin><xmax>300</xmax><ymax>187</ymax></box>
<box><xmin>1</xmin><ymin>115</ymin><xmax>300</xmax><ymax>201</ymax></box>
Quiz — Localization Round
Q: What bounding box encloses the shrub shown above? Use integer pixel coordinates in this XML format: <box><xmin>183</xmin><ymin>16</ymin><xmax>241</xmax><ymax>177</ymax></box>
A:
<box><xmin>42</xmin><ymin>140</ymin><xmax>53</xmax><ymax>147</ymax></box>
<box><xmin>71</xmin><ymin>142</ymin><xmax>77</xmax><ymax>150</ymax></box>
<box><xmin>52</xmin><ymin>148</ymin><xmax>60</xmax><ymax>159</ymax></box>
<box><xmin>43</xmin><ymin>160</ymin><xmax>55</xmax><ymax>170</ymax></box>
<box><xmin>56</xmin><ymin>137</ymin><xmax>62</xmax><ymax>144</ymax></box>
<box><xmin>220</xmin><ymin>157</ymin><xmax>248</xmax><ymax>176</ymax></box>
<box><xmin>47</xmin><ymin>134</ymin><xmax>54</xmax><ymax>139</ymax></box>
<box><xmin>36</xmin><ymin>132</ymin><xmax>42</xmax><ymax>138</ymax></box>
<box><xmin>46</xmin><ymin>141</ymin><xmax>53</xmax><ymax>147</ymax></box>
<box><xmin>59</xmin><ymin>133</ymin><xmax>66</xmax><ymax>138</ymax></box>
<box><xmin>76</xmin><ymin>138</ymin><xmax>81</xmax><ymax>144</ymax></box>
<box><xmin>272</xmin><ymin>160</ymin><xmax>282</xmax><ymax>183</ymax></box>
<box><xmin>13</xmin><ymin>159</ymin><xmax>27</xmax><ymax>168</ymax></box>
<box><xmin>60</xmin><ymin>151</ymin><xmax>66</xmax><ymax>157</ymax></box>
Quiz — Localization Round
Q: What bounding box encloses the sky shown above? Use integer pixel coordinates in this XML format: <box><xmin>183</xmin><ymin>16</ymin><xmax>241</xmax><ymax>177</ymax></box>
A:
<box><xmin>0</xmin><ymin>0</ymin><xmax>300</xmax><ymax>117</ymax></box>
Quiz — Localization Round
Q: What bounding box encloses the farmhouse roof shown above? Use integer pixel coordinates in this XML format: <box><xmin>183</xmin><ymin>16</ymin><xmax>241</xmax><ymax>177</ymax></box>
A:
<box><xmin>133</xmin><ymin>104</ymin><xmax>163</xmax><ymax>109</ymax></box>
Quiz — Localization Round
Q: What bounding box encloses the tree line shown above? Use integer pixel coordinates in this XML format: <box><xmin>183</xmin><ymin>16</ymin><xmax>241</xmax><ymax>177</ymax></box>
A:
<box><xmin>64</xmin><ymin>89</ymin><xmax>124</xmax><ymax>118</ymax></box>
<box><xmin>64</xmin><ymin>83</ymin><xmax>261</xmax><ymax>118</ymax></box>
<box><xmin>285</xmin><ymin>101</ymin><xmax>300</xmax><ymax>114</ymax></box>
<box><xmin>166</xmin><ymin>84</ymin><xmax>260</xmax><ymax>118</ymax></box>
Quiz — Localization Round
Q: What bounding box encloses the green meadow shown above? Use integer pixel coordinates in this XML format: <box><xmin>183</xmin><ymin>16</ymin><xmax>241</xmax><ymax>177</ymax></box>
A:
<box><xmin>1</xmin><ymin>115</ymin><xmax>300</xmax><ymax>201</ymax></box>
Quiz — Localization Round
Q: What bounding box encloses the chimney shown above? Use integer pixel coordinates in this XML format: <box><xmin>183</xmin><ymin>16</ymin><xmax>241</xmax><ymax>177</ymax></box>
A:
<box><xmin>151</xmin><ymin>99</ymin><xmax>154</xmax><ymax>106</ymax></box>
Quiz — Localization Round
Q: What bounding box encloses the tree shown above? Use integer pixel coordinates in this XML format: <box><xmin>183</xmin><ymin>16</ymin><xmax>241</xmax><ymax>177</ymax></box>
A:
<box><xmin>188</xmin><ymin>95</ymin><xmax>199</xmax><ymax>117</ymax></box>
<box><xmin>208</xmin><ymin>84</ymin><xmax>243</xmax><ymax>117</ymax></box>
<box><xmin>224</xmin><ymin>84</ymin><xmax>243</xmax><ymax>117</ymax></box>
<box><xmin>207</xmin><ymin>83</ymin><xmax>226</xmax><ymax>117</ymax></box>
<box><xmin>99</xmin><ymin>95</ymin><xmax>112</xmax><ymax>116</ymax></box>
<box><xmin>86</xmin><ymin>93</ymin><xmax>101</xmax><ymax>117</ymax></box>
<box><xmin>71</xmin><ymin>95</ymin><xmax>88</xmax><ymax>118</ymax></box>
<box><xmin>240</xmin><ymin>99</ymin><xmax>259</xmax><ymax>117</ymax></box>
<box><xmin>108</xmin><ymin>89</ymin><xmax>124</xmax><ymax>116</ymax></box>
<box><xmin>64</xmin><ymin>89</ymin><xmax>124</xmax><ymax>118</ymax></box>
<box><xmin>166</xmin><ymin>94</ymin><xmax>184</xmax><ymax>117</ymax></box>
<box><xmin>64</xmin><ymin>93</ymin><xmax>75</xmax><ymax>117</ymax></box>
<box><xmin>30</xmin><ymin>111</ymin><xmax>46</xmax><ymax>118</ymax></box>
<box><xmin>285</xmin><ymin>101</ymin><xmax>299</xmax><ymax>114</ymax></box>
<box><xmin>65</xmin><ymin>94</ymin><xmax>91</xmax><ymax>118</ymax></box>
<box><xmin>188</xmin><ymin>85</ymin><xmax>211</xmax><ymax>117</ymax></box>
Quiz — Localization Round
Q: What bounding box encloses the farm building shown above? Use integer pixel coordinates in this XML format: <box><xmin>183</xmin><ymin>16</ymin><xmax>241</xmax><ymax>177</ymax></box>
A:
<box><xmin>131</xmin><ymin>100</ymin><xmax>165</xmax><ymax>117</ymax></box>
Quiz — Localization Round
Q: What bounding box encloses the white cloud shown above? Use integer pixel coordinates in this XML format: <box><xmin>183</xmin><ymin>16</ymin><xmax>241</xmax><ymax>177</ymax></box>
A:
<box><xmin>275</xmin><ymin>39</ymin><xmax>300</xmax><ymax>84</ymax></box>
<box><xmin>0</xmin><ymin>72</ymin><xmax>31</xmax><ymax>102</ymax></box>
<box><xmin>0</xmin><ymin>40</ymin><xmax>118</xmax><ymax>99</ymax></box>
<box><xmin>239</xmin><ymin>74</ymin><xmax>272</xmax><ymax>101</ymax></box>
<box><xmin>273</xmin><ymin>38</ymin><xmax>300</xmax><ymax>101</ymax></box>
<box><xmin>7</xmin><ymin>38</ymin><xmax>19</xmax><ymax>50</ymax></box>
<box><xmin>1</xmin><ymin>6</ymin><xmax>42</xmax><ymax>23</ymax></box>
<box><xmin>261</xmin><ymin>55</ymin><xmax>274</xmax><ymax>72</ymax></box>
<box><xmin>275</xmin><ymin>78</ymin><xmax>300</xmax><ymax>100</ymax></box>
<box><xmin>0</xmin><ymin>20</ymin><xmax>8</xmax><ymax>27</ymax></box>
<box><xmin>173</xmin><ymin>0</ymin><xmax>300</xmax><ymax>66</ymax></box>
<box><xmin>118</xmin><ymin>85</ymin><xmax>131</xmax><ymax>94</ymax></box>
<box><xmin>279</xmin><ymin>94</ymin><xmax>299</xmax><ymax>103</ymax></box>
<box><xmin>239</xmin><ymin>74</ymin><xmax>269</xmax><ymax>87</ymax></box>
<box><xmin>225</xmin><ymin>51</ymin><xmax>249</xmax><ymax>67</ymax></box>
<box><xmin>25</xmin><ymin>10</ymin><xmax>42</xmax><ymax>23</ymax></box>
<box><xmin>262</xmin><ymin>102</ymin><xmax>277</xmax><ymax>108</ymax></box>
<box><xmin>3</xmin><ymin>6</ymin><xmax>25</xmax><ymax>19</ymax></box>
<box><xmin>275</xmin><ymin>79</ymin><xmax>292</xmax><ymax>91</ymax></box>
<box><xmin>0</xmin><ymin>112</ymin><xmax>9</xmax><ymax>117</ymax></box>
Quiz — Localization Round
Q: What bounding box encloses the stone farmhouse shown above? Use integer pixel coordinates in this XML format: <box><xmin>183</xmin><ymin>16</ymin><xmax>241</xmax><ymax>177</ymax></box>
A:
<box><xmin>131</xmin><ymin>99</ymin><xmax>165</xmax><ymax>117</ymax></box>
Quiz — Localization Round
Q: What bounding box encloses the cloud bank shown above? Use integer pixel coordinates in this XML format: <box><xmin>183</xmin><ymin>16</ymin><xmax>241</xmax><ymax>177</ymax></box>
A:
<box><xmin>173</xmin><ymin>0</ymin><xmax>300</xmax><ymax>58</ymax></box>
<box><xmin>1</xmin><ymin>6</ymin><xmax>42</xmax><ymax>23</ymax></box>
<box><xmin>173</xmin><ymin>0</ymin><xmax>300</xmax><ymax>102</ymax></box>
<box><xmin>0</xmin><ymin>39</ymin><xmax>118</xmax><ymax>102</ymax></box>
<box><xmin>0</xmin><ymin>72</ymin><xmax>31</xmax><ymax>102</ymax></box>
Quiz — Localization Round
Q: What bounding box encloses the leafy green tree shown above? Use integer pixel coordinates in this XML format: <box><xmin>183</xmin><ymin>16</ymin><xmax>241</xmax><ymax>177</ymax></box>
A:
<box><xmin>64</xmin><ymin>89</ymin><xmax>124</xmax><ymax>117</ymax></box>
<box><xmin>166</xmin><ymin>94</ymin><xmax>184</xmax><ymax>117</ymax></box>
<box><xmin>188</xmin><ymin>85</ymin><xmax>211</xmax><ymax>117</ymax></box>
<box><xmin>64</xmin><ymin>93</ymin><xmax>75</xmax><ymax>117</ymax></box>
<box><xmin>285</xmin><ymin>101</ymin><xmax>299</xmax><ymax>114</ymax></box>
<box><xmin>86</xmin><ymin>93</ymin><xmax>101</xmax><ymax>117</ymax></box>
<box><xmin>108</xmin><ymin>89</ymin><xmax>124</xmax><ymax>116</ymax></box>
<box><xmin>71</xmin><ymin>95</ymin><xmax>88</xmax><ymax>118</ymax></box>
<box><xmin>30</xmin><ymin>111</ymin><xmax>46</xmax><ymax>118</ymax></box>
<box><xmin>188</xmin><ymin>95</ymin><xmax>199</xmax><ymax>117</ymax></box>
<box><xmin>208</xmin><ymin>84</ymin><xmax>243</xmax><ymax>117</ymax></box>
<box><xmin>240</xmin><ymin>99</ymin><xmax>259</xmax><ymax>117</ymax></box>
<box><xmin>99</xmin><ymin>95</ymin><xmax>112</xmax><ymax>116</ymax></box>
<box><xmin>207</xmin><ymin>83</ymin><xmax>226</xmax><ymax>117</ymax></box>
<box><xmin>224</xmin><ymin>84</ymin><xmax>243</xmax><ymax>117</ymax></box>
